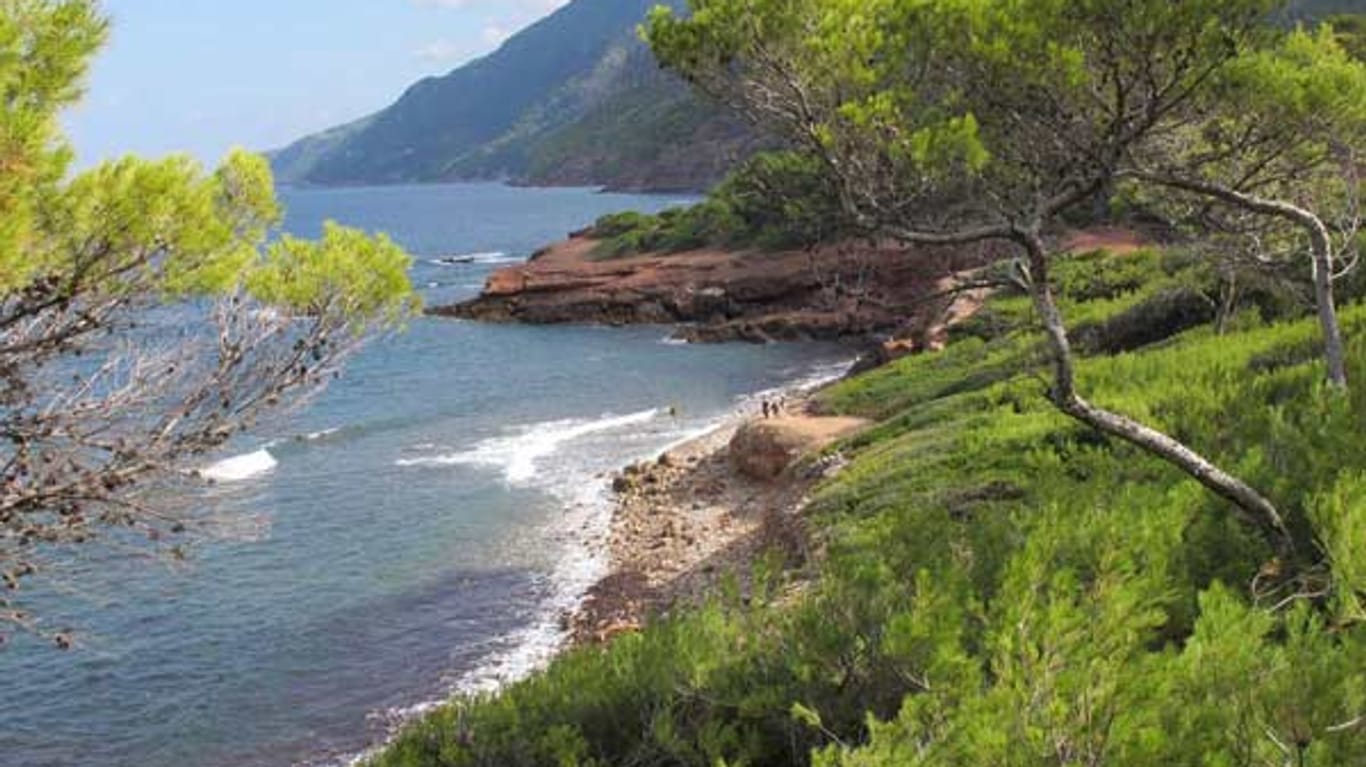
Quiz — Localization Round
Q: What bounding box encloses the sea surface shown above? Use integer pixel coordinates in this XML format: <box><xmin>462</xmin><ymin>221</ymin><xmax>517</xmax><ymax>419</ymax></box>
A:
<box><xmin>1</xmin><ymin>183</ymin><xmax>853</xmax><ymax>767</ymax></box>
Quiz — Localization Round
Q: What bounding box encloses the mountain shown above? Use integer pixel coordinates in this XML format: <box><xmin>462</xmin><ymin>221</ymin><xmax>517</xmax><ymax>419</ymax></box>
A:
<box><xmin>270</xmin><ymin>0</ymin><xmax>761</xmax><ymax>192</ymax></box>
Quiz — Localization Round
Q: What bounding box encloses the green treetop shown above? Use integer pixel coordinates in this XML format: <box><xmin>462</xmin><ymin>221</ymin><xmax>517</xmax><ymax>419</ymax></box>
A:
<box><xmin>1</xmin><ymin>0</ymin><xmax>418</xmax><ymax>646</ymax></box>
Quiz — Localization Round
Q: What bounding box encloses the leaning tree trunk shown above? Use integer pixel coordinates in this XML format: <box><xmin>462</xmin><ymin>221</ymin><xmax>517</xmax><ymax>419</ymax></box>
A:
<box><xmin>1017</xmin><ymin>230</ymin><xmax>1295</xmax><ymax>556</ymax></box>
<box><xmin>1305</xmin><ymin>215</ymin><xmax>1349</xmax><ymax>390</ymax></box>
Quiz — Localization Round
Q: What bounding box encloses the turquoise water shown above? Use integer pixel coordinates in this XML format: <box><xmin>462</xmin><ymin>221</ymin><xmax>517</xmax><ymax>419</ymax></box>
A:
<box><xmin>0</xmin><ymin>184</ymin><xmax>852</xmax><ymax>767</ymax></box>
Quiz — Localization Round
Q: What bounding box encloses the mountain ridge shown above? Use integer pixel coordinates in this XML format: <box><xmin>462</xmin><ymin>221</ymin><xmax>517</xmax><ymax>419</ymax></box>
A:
<box><xmin>270</xmin><ymin>0</ymin><xmax>760</xmax><ymax>192</ymax></box>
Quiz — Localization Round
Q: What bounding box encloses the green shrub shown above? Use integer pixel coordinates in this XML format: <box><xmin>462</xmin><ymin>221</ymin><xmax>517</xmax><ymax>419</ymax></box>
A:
<box><xmin>586</xmin><ymin>151</ymin><xmax>848</xmax><ymax>259</ymax></box>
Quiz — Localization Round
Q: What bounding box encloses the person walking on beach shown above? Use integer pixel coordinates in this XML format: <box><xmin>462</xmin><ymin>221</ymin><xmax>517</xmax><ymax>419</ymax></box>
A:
<box><xmin>762</xmin><ymin>401</ymin><xmax>771</xmax><ymax>419</ymax></box>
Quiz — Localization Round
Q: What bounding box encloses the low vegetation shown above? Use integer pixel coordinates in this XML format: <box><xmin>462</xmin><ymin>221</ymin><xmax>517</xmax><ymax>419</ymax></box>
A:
<box><xmin>369</xmin><ymin>3</ymin><xmax>1366</xmax><ymax>763</ymax></box>
<box><xmin>586</xmin><ymin>151</ymin><xmax>845</xmax><ymax>258</ymax></box>
<box><xmin>372</xmin><ymin>247</ymin><xmax>1366</xmax><ymax>767</ymax></box>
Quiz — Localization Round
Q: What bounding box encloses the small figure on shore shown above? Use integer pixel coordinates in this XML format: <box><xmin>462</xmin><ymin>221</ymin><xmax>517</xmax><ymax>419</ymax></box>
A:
<box><xmin>667</xmin><ymin>404</ymin><xmax>679</xmax><ymax>419</ymax></box>
<box><xmin>762</xmin><ymin>400</ymin><xmax>772</xmax><ymax>419</ymax></box>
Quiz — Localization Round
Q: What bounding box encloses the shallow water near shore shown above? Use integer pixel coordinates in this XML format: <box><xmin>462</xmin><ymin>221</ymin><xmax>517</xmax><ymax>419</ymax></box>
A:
<box><xmin>0</xmin><ymin>183</ymin><xmax>853</xmax><ymax>767</ymax></box>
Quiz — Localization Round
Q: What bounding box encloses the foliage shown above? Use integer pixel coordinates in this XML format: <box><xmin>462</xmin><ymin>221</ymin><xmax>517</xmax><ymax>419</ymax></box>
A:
<box><xmin>647</xmin><ymin>0</ymin><xmax>1283</xmax><ymax>237</ymax></box>
<box><xmin>1329</xmin><ymin>14</ymin><xmax>1366</xmax><ymax>60</ymax></box>
<box><xmin>1</xmin><ymin>0</ymin><xmax>417</xmax><ymax>645</ymax></box>
<box><xmin>588</xmin><ymin>151</ymin><xmax>845</xmax><ymax>258</ymax></box>
<box><xmin>1126</xmin><ymin>19</ymin><xmax>1366</xmax><ymax>389</ymax></box>
<box><xmin>370</xmin><ymin>243</ymin><xmax>1366</xmax><ymax>767</ymax></box>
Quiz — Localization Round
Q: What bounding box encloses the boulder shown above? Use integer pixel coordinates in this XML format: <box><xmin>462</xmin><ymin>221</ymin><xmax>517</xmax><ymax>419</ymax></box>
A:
<box><xmin>730</xmin><ymin>421</ymin><xmax>806</xmax><ymax>481</ymax></box>
<box><xmin>729</xmin><ymin>417</ymin><xmax>871</xmax><ymax>482</ymax></box>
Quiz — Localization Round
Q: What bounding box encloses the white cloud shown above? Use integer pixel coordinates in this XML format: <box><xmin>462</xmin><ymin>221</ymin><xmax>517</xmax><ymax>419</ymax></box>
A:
<box><xmin>410</xmin><ymin>0</ymin><xmax>571</xmax><ymax>64</ymax></box>
<box><xmin>480</xmin><ymin>25</ymin><xmax>509</xmax><ymax>46</ymax></box>
<box><xmin>413</xmin><ymin>39</ymin><xmax>467</xmax><ymax>62</ymax></box>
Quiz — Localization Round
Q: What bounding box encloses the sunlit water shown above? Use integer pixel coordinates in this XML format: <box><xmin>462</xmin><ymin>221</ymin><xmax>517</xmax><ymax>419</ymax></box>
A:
<box><xmin>1</xmin><ymin>183</ymin><xmax>853</xmax><ymax>767</ymax></box>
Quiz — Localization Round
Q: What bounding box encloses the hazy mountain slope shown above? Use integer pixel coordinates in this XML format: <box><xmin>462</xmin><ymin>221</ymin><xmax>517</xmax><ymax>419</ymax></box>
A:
<box><xmin>268</xmin><ymin>115</ymin><xmax>373</xmax><ymax>185</ymax></box>
<box><xmin>270</xmin><ymin>0</ymin><xmax>754</xmax><ymax>191</ymax></box>
<box><xmin>519</xmin><ymin>48</ymin><xmax>768</xmax><ymax>192</ymax></box>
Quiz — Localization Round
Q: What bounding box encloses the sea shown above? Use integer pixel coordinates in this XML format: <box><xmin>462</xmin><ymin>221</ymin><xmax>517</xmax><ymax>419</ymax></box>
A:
<box><xmin>0</xmin><ymin>183</ymin><xmax>853</xmax><ymax>767</ymax></box>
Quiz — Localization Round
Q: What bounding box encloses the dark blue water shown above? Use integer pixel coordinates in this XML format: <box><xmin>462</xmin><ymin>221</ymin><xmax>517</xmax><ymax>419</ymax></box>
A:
<box><xmin>0</xmin><ymin>184</ymin><xmax>852</xmax><ymax>767</ymax></box>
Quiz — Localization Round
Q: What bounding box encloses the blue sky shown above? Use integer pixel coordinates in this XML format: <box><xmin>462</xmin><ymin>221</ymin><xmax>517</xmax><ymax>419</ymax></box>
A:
<box><xmin>64</xmin><ymin>0</ymin><xmax>568</xmax><ymax>167</ymax></box>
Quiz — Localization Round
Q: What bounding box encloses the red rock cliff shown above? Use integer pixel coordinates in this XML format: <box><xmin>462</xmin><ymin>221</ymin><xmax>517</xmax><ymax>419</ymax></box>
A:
<box><xmin>430</xmin><ymin>234</ymin><xmax>998</xmax><ymax>344</ymax></box>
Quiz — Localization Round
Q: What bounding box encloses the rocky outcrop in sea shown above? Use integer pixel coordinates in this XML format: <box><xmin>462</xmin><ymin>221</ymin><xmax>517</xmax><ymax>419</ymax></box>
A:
<box><xmin>430</xmin><ymin>234</ymin><xmax>998</xmax><ymax>346</ymax></box>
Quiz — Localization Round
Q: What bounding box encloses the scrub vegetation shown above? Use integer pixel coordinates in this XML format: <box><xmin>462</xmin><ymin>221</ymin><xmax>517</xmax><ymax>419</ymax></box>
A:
<box><xmin>371</xmin><ymin>1</ymin><xmax>1366</xmax><ymax>765</ymax></box>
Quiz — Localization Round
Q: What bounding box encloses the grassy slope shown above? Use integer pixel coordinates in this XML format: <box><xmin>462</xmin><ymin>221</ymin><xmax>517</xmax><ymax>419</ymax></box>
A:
<box><xmin>372</xmin><ymin>248</ymin><xmax>1366</xmax><ymax>767</ymax></box>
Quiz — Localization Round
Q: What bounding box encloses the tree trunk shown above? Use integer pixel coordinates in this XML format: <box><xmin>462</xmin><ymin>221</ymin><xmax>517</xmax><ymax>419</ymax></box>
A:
<box><xmin>1017</xmin><ymin>230</ymin><xmax>1294</xmax><ymax>556</ymax></box>
<box><xmin>1306</xmin><ymin>216</ymin><xmax>1349</xmax><ymax>390</ymax></box>
<box><xmin>1130</xmin><ymin>172</ymin><xmax>1348</xmax><ymax>390</ymax></box>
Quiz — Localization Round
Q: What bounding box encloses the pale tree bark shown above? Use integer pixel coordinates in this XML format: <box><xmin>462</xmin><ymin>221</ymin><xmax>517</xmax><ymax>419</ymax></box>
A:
<box><xmin>1132</xmin><ymin>172</ymin><xmax>1350</xmax><ymax>390</ymax></box>
<box><xmin>1016</xmin><ymin>229</ymin><xmax>1295</xmax><ymax>556</ymax></box>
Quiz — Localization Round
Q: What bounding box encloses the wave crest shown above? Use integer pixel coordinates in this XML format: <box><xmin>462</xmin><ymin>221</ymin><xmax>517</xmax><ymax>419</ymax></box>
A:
<box><xmin>396</xmin><ymin>409</ymin><xmax>659</xmax><ymax>484</ymax></box>
<box><xmin>202</xmin><ymin>449</ymin><xmax>278</xmax><ymax>482</ymax></box>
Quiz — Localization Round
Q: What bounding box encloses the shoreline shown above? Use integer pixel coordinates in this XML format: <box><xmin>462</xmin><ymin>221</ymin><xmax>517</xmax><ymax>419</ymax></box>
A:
<box><xmin>567</xmin><ymin>374</ymin><xmax>867</xmax><ymax>647</ymax></box>
<box><xmin>325</xmin><ymin>360</ymin><xmax>857</xmax><ymax>767</ymax></box>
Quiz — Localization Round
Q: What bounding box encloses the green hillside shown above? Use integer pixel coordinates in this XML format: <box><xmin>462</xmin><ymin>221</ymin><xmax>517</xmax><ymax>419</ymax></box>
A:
<box><xmin>371</xmin><ymin>245</ymin><xmax>1366</xmax><ymax>767</ymax></box>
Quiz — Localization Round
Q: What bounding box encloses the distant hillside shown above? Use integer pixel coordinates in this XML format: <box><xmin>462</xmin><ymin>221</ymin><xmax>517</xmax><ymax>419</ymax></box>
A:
<box><xmin>1282</xmin><ymin>0</ymin><xmax>1366</xmax><ymax>20</ymax></box>
<box><xmin>270</xmin><ymin>0</ymin><xmax>763</xmax><ymax>192</ymax></box>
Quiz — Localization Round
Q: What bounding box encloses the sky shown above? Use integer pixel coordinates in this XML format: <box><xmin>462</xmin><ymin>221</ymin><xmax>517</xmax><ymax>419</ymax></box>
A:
<box><xmin>64</xmin><ymin>0</ymin><xmax>569</xmax><ymax>167</ymax></box>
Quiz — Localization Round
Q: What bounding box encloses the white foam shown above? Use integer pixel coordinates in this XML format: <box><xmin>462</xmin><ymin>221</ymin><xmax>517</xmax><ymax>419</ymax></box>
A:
<box><xmin>201</xmin><ymin>448</ymin><xmax>277</xmax><ymax>482</ymax></box>
<box><xmin>451</xmin><ymin>472</ymin><xmax>613</xmax><ymax>696</ymax></box>
<box><xmin>300</xmin><ymin>428</ymin><xmax>341</xmax><ymax>442</ymax></box>
<box><xmin>319</xmin><ymin>360</ymin><xmax>855</xmax><ymax>766</ymax></box>
<box><xmin>396</xmin><ymin>409</ymin><xmax>659</xmax><ymax>485</ymax></box>
<box><xmin>429</xmin><ymin>251</ymin><xmax>518</xmax><ymax>266</ymax></box>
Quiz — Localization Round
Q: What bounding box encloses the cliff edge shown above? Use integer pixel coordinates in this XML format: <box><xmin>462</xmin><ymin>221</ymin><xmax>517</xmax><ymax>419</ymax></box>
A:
<box><xmin>431</xmin><ymin>234</ymin><xmax>997</xmax><ymax>346</ymax></box>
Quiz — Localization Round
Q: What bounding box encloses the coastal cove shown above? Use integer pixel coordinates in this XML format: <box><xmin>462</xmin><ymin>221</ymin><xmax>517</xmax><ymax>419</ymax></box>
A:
<box><xmin>15</xmin><ymin>2</ymin><xmax>1365</xmax><ymax>767</ymax></box>
<box><xmin>0</xmin><ymin>183</ymin><xmax>855</xmax><ymax>767</ymax></box>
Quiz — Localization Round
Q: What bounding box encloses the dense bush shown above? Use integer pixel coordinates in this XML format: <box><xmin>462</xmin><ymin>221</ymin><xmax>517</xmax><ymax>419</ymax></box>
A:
<box><xmin>587</xmin><ymin>151</ymin><xmax>846</xmax><ymax>259</ymax></box>
<box><xmin>373</xmin><ymin>249</ymin><xmax>1366</xmax><ymax>767</ymax></box>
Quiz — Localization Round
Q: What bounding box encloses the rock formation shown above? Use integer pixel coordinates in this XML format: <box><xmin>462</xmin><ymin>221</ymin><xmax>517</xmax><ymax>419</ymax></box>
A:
<box><xmin>729</xmin><ymin>416</ymin><xmax>869</xmax><ymax>482</ymax></box>
<box><xmin>432</xmin><ymin>233</ymin><xmax>999</xmax><ymax>345</ymax></box>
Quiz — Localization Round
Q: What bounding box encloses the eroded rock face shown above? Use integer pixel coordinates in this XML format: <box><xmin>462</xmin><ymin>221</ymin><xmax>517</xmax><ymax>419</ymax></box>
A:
<box><xmin>430</xmin><ymin>234</ymin><xmax>1000</xmax><ymax>344</ymax></box>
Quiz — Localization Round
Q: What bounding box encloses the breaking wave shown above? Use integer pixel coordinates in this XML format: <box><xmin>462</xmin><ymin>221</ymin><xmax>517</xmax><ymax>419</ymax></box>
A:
<box><xmin>395</xmin><ymin>409</ymin><xmax>660</xmax><ymax>485</ymax></box>
<box><xmin>202</xmin><ymin>448</ymin><xmax>278</xmax><ymax>482</ymax></box>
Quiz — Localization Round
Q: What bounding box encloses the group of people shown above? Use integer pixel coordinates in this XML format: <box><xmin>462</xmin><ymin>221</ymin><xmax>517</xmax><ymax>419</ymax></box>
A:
<box><xmin>761</xmin><ymin>398</ymin><xmax>787</xmax><ymax>419</ymax></box>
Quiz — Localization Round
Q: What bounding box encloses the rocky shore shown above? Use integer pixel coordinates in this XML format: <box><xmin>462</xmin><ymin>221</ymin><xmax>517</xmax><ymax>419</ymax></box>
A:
<box><xmin>431</xmin><ymin>233</ymin><xmax>998</xmax><ymax>346</ymax></box>
<box><xmin>569</xmin><ymin>393</ymin><xmax>869</xmax><ymax>645</ymax></box>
